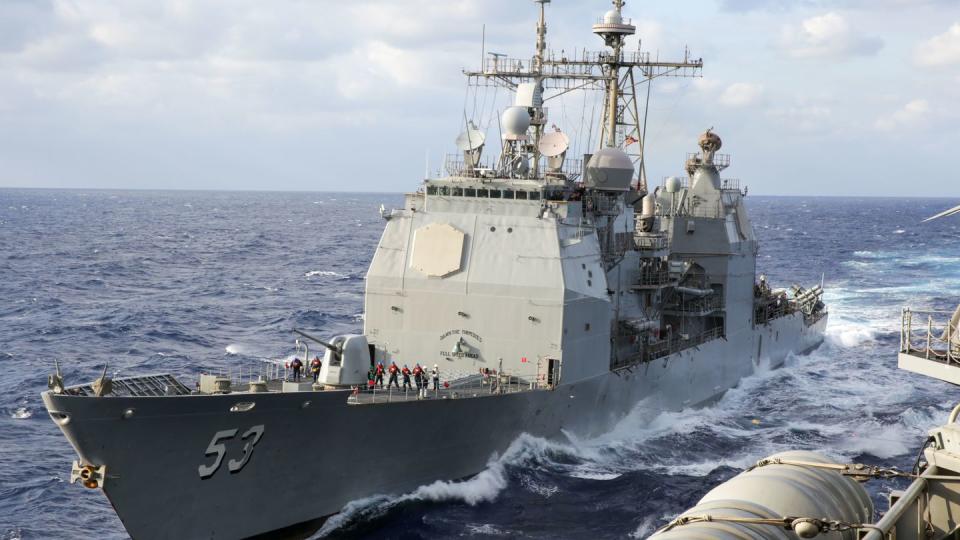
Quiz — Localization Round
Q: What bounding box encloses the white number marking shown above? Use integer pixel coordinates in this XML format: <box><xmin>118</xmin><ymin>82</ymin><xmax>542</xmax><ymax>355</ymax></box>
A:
<box><xmin>198</xmin><ymin>425</ymin><xmax>265</xmax><ymax>479</ymax></box>
<box><xmin>198</xmin><ymin>429</ymin><xmax>238</xmax><ymax>479</ymax></box>
<box><xmin>227</xmin><ymin>425</ymin><xmax>265</xmax><ymax>474</ymax></box>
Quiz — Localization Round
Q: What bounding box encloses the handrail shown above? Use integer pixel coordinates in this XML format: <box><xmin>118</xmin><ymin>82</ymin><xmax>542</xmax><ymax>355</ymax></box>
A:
<box><xmin>901</xmin><ymin>307</ymin><xmax>960</xmax><ymax>366</ymax></box>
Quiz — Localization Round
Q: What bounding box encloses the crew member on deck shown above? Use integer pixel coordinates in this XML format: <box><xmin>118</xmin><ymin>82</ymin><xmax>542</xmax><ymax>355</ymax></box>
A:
<box><xmin>388</xmin><ymin>362</ymin><xmax>400</xmax><ymax>389</ymax></box>
<box><xmin>431</xmin><ymin>364</ymin><xmax>440</xmax><ymax>391</ymax></box>
<box><xmin>375</xmin><ymin>362</ymin><xmax>385</xmax><ymax>388</ymax></box>
<box><xmin>291</xmin><ymin>357</ymin><xmax>303</xmax><ymax>382</ymax></box>
<box><xmin>310</xmin><ymin>356</ymin><xmax>322</xmax><ymax>383</ymax></box>
<box><xmin>401</xmin><ymin>365</ymin><xmax>412</xmax><ymax>391</ymax></box>
<box><xmin>413</xmin><ymin>364</ymin><xmax>424</xmax><ymax>390</ymax></box>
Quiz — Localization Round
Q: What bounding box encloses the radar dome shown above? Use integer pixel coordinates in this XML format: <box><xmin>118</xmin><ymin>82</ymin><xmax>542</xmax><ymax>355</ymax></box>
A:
<box><xmin>584</xmin><ymin>147</ymin><xmax>634</xmax><ymax>191</ymax></box>
<box><xmin>603</xmin><ymin>10</ymin><xmax>623</xmax><ymax>24</ymax></box>
<box><xmin>665</xmin><ymin>176</ymin><xmax>682</xmax><ymax>193</ymax></box>
<box><xmin>501</xmin><ymin>106</ymin><xmax>531</xmax><ymax>139</ymax></box>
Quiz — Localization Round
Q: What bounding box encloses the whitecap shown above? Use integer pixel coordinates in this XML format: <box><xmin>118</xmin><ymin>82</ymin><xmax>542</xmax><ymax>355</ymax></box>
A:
<box><xmin>566</xmin><ymin>470</ymin><xmax>622</xmax><ymax>480</ymax></box>
<box><xmin>465</xmin><ymin>523</ymin><xmax>512</xmax><ymax>536</ymax></box>
<box><xmin>225</xmin><ymin>344</ymin><xmax>249</xmax><ymax>355</ymax></box>
<box><xmin>825</xmin><ymin>323</ymin><xmax>876</xmax><ymax>348</ymax></box>
<box><xmin>519</xmin><ymin>474</ymin><xmax>559</xmax><ymax>498</ymax></box>
<box><xmin>630</xmin><ymin>516</ymin><xmax>662</xmax><ymax>539</ymax></box>
<box><xmin>893</xmin><ymin>229</ymin><xmax>906</xmax><ymax>234</ymax></box>
<box><xmin>304</xmin><ymin>270</ymin><xmax>347</xmax><ymax>278</ymax></box>
<box><xmin>11</xmin><ymin>407</ymin><xmax>31</xmax><ymax>420</ymax></box>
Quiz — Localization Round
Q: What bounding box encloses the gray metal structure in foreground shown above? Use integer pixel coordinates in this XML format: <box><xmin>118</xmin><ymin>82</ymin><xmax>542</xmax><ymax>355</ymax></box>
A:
<box><xmin>41</xmin><ymin>2</ymin><xmax>828</xmax><ymax>538</ymax></box>
<box><xmin>863</xmin><ymin>305</ymin><xmax>960</xmax><ymax>540</ymax></box>
<box><xmin>652</xmin><ymin>205</ymin><xmax>960</xmax><ymax>540</ymax></box>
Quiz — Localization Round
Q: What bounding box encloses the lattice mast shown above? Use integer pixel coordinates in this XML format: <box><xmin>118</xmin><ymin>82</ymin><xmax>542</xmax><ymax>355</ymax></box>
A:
<box><xmin>464</xmin><ymin>0</ymin><xmax>703</xmax><ymax>194</ymax></box>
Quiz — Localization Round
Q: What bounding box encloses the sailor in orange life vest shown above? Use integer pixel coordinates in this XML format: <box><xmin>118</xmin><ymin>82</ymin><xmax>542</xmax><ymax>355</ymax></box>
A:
<box><xmin>387</xmin><ymin>361</ymin><xmax>400</xmax><ymax>389</ymax></box>
<box><xmin>310</xmin><ymin>356</ymin><xmax>322</xmax><ymax>383</ymax></box>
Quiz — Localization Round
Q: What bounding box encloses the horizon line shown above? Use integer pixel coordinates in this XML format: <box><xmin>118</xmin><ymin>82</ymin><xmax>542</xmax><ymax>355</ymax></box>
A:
<box><xmin>1</xmin><ymin>185</ymin><xmax>959</xmax><ymax>200</ymax></box>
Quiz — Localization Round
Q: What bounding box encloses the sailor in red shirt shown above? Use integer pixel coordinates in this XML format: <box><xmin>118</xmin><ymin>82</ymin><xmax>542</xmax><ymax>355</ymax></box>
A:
<box><xmin>388</xmin><ymin>362</ymin><xmax>400</xmax><ymax>389</ymax></box>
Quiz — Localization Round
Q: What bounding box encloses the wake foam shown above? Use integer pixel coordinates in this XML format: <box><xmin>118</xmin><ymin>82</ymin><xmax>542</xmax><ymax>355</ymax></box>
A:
<box><xmin>10</xmin><ymin>407</ymin><xmax>31</xmax><ymax>420</ymax></box>
<box><xmin>315</xmin><ymin>434</ymin><xmax>580</xmax><ymax>537</ymax></box>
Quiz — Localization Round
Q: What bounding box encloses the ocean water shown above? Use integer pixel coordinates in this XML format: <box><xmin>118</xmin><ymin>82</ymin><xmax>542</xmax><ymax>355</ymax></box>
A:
<box><xmin>1</xmin><ymin>189</ymin><xmax>959</xmax><ymax>539</ymax></box>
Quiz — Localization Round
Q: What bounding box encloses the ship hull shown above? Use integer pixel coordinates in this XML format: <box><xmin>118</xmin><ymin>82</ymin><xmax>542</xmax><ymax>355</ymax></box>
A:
<box><xmin>42</xmin><ymin>313</ymin><xmax>825</xmax><ymax>539</ymax></box>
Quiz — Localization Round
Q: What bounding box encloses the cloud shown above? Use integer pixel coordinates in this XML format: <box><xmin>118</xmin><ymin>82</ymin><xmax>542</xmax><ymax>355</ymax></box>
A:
<box><xmin>779</xmin><ymin>12</ymin><xmax>883</xmax><ymax>58</ymax></box>
<box><xmin>718</xmin><ymin>0</ymin><xmax>806</xmax><ymax>12</ymax></box>
<box><xmin>874</xmin><ymin>99</ymin><xmax>931</xmax><ymax>132</ymax></box>
<box><xmin>766</xmin><ymin>103</ymin><xmax>835</xmax><ymax>134</ymax></box>
<box><xmin>719</xmin><ymin>82</ymin><xmax>765</xmax><ymax>107</ymax></box>
<box><xmin>719</xmin><ymin>0</ymin><xmax>953</xmax><ymax>12</ymax></box>
<box><xmin>915</xmin><ymin>23</ymin><xmax>960</xmax><ymax>67</ymax></box>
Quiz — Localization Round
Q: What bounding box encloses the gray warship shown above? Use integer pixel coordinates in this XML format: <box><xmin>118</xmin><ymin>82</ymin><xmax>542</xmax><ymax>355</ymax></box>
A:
<box><xmin>650</xmin><ymin>204</ymin><xmax>960</xmax><ymax>540</ymax></box>
<box><xmin>41</xmin><ymin>2</ymin><xmax>829</xmax><ymax>538</ymax></box>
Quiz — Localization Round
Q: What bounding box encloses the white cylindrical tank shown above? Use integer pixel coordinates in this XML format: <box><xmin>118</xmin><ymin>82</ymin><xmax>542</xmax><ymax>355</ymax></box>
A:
<box><xmin>640</xmin><ymin>194</ymin><xmax>656</xmax><ymax>218</ymax></box>
<box><xmin>501</xmin><ymin>106</ymin><xmax>531</xmax><ymax>138</ymax></box>
<box><xmin>650</xmin><ymin>451</ymin><xmax>873</xmax><ymax>540</ymax></box>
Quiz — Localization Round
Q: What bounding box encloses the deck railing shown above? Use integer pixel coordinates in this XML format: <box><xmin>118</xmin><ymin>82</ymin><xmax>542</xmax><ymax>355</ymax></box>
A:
<box><xmin>901</xmin><ymin>308</ymin><xmax>960</xmax><ymax>366</ymax></box>
<box><xmin>614</xmin><ymin>326</ymin><xmax>725</xmax><ymax>370</ymax></box>
<box><xmin>347</xmin><ymin>367</ymin><xmax>546</xmax><ymax>405</ymax></box>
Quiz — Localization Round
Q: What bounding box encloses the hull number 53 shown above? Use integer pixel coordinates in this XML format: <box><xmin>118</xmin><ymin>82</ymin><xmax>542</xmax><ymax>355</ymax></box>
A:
<box><xmin>198</xmin><ymin>425</ymin><xmax>265</xmax><ymax>479</ymax></box>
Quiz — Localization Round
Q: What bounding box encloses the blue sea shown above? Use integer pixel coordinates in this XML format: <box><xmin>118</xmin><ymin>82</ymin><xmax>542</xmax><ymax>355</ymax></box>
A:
<box><xmin>2</xmin><ymin>189</ymin><xmax>959</xmax><ymax>539</ymax></box>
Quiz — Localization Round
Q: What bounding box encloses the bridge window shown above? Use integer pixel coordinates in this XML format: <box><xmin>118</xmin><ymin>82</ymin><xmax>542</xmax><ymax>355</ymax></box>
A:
<box><xmin>529</xmin><ymin>191</ymin><xmax>541</xmax><ymax>201</ymax></box>
<box><xmin>452</xmin><ymin>187</ymin><xmax>463</xmax><ymax>197</ymax></box>
<box><xmin>489</xmin><ymin>190</ymin><xmax>502</xmax><ymax>199</ymax></box>
<box><xmin>502</xmin><ymin>190</ymin><xmax>515</xmax><ymax>200</ymax></box>
<box><xmin>464</xmin><ymin>188</ymin><xmax>476</xmax><ymax>197</ymax></box>
<box><xmin>477</xmin><ymin>188</ymin><xmax>489</xmax><ymax>198</ymax></box>
<box><xmin>438</xmin><ymin>186</ymin><xmax>449</xmax><ymax>196</ymax></box>
<box><xmin>516</xmin><ymin>191</ymin><xmax>528</xmax><ymax>200</ymax></box>
<box><xmin>427</xmin><ymin>186</ymin><xmax>438</xmax><ymax>195</ymax></box>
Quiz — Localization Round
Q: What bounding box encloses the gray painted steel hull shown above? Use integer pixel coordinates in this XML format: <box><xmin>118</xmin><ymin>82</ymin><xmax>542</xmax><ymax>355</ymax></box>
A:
<box><xmin>42</xmin><ymin>313</ymin><xmax>825</xmax><ymax>539</ymax></box>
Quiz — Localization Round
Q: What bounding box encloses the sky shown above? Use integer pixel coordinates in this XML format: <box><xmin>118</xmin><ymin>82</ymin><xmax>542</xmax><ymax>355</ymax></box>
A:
<box><xmin>0</xmin><ymin>0</ymin><xmax>958</xmax><ymax>196</ymax></box>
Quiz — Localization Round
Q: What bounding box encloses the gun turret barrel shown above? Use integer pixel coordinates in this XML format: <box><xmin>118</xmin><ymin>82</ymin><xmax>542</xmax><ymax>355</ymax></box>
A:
<box><xmin>293</xmin><ymin>328</ymin><xmax>340</xmax><ymax>352</ymax></box>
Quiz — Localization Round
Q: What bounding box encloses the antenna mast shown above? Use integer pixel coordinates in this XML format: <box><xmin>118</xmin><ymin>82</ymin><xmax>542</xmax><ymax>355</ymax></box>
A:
<box><xmin>463</xmin><ymin>0</ymin><xmax>703</xmax><ymax>192</ymax></box>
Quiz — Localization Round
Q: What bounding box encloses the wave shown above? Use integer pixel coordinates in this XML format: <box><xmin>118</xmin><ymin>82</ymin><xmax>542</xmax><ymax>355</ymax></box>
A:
<box><xmin>225</xmin><ymin>344</ymin><xmax>249</xmax><ymax>356</ymax></box>
<box><xmin>464</xmin><ymin>523</ymin><xmax>514</xmax><ymax>536</ymax></box>
<box><xmin>10</xmin><ymin>407</ymin><xmax>31</xmax><ymax>420</ymax></box>
<box><xmin>315</xmin><ymin>434</ymin><xmax>579</xmax><ymax>537</ymax></box>
<box><xmin>304</xmin><ymin>270</ymin><xmax>348</xmax><ymax>279</ymax></box>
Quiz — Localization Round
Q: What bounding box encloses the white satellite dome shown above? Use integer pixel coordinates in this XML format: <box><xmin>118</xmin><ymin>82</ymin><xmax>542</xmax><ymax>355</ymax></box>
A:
<box><xmin>584</xmin><ymin>147</ymin><xmax>634</xmax><ymax>191</ymax></box>
<box><xmin>501</xmin><ymin>106</ymin><xmax>531</xmax><ymax>138</ymax></box>
<box><xmin>603</xmin><ymin>9</ymin><xmax>623</xmax><ymax>24</ymax></box>
<box><xmin>665</xmin><ymin>176</ymin><xmax>682</xmax><ymax>193</ymax></box>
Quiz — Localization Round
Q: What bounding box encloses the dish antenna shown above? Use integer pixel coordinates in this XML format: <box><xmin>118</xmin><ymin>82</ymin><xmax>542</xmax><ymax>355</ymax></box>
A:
<box><xmin>455</xmin><ymin>121</ymin><xmax>486</xmax><ymax>170</ymax></box>
<box><xmin>538</xmin><ymin>128</ymin><xmax>570</xmax><ymax>172</ymax></box>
